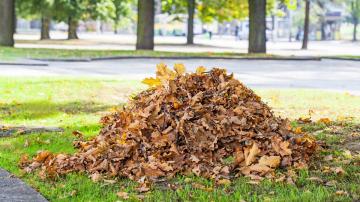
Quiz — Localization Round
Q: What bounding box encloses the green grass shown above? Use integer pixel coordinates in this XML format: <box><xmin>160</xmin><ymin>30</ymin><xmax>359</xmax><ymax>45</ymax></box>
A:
<box><xmin>327</xmin><ymin>55</ymin><xmax>360</xmax><ymax>60</ymax></box>
<box><xmin>0</xmin><ymin>47</ymin><xmax>273</xmax><ymax>61</ymax></box>
<box><xmin>0</xmin><ymin>77</ymin><xmax>359</xmax><ymax>201</ymax></box>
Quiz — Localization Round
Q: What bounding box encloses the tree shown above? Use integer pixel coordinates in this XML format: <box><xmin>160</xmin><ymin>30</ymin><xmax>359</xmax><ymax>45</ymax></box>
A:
<box><xmin>187</xmin><ymin>0</ymin><xmax>195</xmax><ymax>44</ymax></box>
<box><xmin>302</xmin><ymin>0</ymin><xmax>310</xmax><ymax>49</ymax></box>
<box><xmin>112</xmin><ymin>0</ymin><xmax>133</xmax><ymax>34</ymax></box>
<box><xmin>0</xmin><ymin>0</ymin><xmax>15</xmax><ymax>46</ymax></box>
<box><xmin>136</xmin><ymin>0</ymin><xmax>155</xmax><ymax>50</ymax></box>
<box><xmin>349</xmin><ymin>0</ymin><xmax>360</xmax><ymax>41</ymax></box>
<box><xmin>17</xmin><ymin>0</ymin><xmax>55</xmax><ymax>40</ymax></box>
<box><xmin>54</xmin><ymin>0</ymin><xmax>114</xmax><ymax>40</ymax></box>
<box><xmin>162</xmin><ymin>0</ymin><xmax>194</xmax><ymax>44</ymax></box>
<box><xmin>248</xmin><ymin>0</ymin><xmax>266</xmax><ymax>53</ymax></box>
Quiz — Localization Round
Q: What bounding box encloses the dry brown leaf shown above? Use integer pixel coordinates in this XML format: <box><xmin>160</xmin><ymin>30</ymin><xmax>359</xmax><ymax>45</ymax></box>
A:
<box><xmin>117</xmin><ymin>191</ymin><xmax>129</xmax><ymax>199</ymax></box>
<box><xmin>245</xmin><ymin>143</ymin><xmax>260</xmax><ymax>166</ymax></box>
<box><xmin>335</xmin><ymin>190</ymin><xmax>348</xmax><ymax>196</ymax></box>
<box><xmin>216</xmin><ymin>179</ymin><xmax>231</xmax><ymax>186</ymax></box>
<box><xmin>90</xmin><ymin>173</ymin><xmax>102</xmax><ymax>182</ymax></box>
<box><xmin>258</xmin><ymin>155</ymin><xmax>281</xmax><ymax>168</ymax></box>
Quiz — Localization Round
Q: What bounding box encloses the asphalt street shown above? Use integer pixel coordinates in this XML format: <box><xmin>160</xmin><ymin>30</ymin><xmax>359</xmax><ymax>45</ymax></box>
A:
<box><xmin>1</xmin><ymin>58</ymin><xmax>360</xmax><ymax>94</ymax></box>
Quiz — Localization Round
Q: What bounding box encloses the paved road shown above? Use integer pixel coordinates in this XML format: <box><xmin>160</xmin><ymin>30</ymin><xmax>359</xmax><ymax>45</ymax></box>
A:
<box><xmin>0</xmin><ymin>168</ymin><xmax>47</xmax><ymax>202</ymax></box>
<box><xmin>1</xmin><ymin>58</ymin><xmax>360</xmax><ymax>94</ymax></box>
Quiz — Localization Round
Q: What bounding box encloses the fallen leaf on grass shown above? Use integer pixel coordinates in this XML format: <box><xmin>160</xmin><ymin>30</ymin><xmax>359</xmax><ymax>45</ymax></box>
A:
<box><xmin>117</xmin><ymin>191</ymin><xmax>129</xmax><ymax>199</ymax></box>
<box><xmin>335</xmin><ymin>190</ymin><xmax>348</xmax><ymax>196</ymax></box>
<box><xmin>332</xmin><ymin>167</ymin><xmax>345</xmax><ymax>175</ymax></box>
<box><xmin>317</xmin><ymin>118</ymin><xmax>331</xmax><ymax>125</ymax></box>
<box><xmin>192</xmin><ymin>183</ymin><xmax>213</xmax><ymax>191</ymax></box>
<box><xmin>325</xmin><ymin>180</ymin><xmax>337</xmax><ymax>187</ymax></box>
<box><xmin>216</xmin><ymin>179</ymin><xmax>231</xmax><ymax>186</ymax></box>
<box><xmin>324</xmin><ymin>155</ymin><xmax>333</xmax><ymax>161</ymax></box>
<box><xmin>23</xmin><ymin>139</ymin><xmax>30</xmax><ymax>147</ymax></box>
<box><xmin>307</xmin><ymin>177</ymin><xmax>323</xmax><ymax>183</ymax></box>
<box><xmin>90</xmin><ymin>173</ymin><xmax>102</xmax><ymax>182</ymax></box>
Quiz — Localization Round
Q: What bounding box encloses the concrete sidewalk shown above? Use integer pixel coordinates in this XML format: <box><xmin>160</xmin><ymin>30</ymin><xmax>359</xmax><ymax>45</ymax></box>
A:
<box><xmin>0</xmin><ymin>168</ymin><xmax>47</xmax><ymax>202</ymax></box>
<box><xmin>14</xmin><ymin>32</ymin><xmax>360</xmax><ymax>57</ymax></box>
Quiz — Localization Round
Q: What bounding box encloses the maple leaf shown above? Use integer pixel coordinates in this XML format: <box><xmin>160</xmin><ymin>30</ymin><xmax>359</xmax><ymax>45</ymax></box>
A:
<box><xmin>173</xmin><ymin>63</ymin><xmax>186</xmax><ymax>75</ymax></box>
<box><xmin>216</xmin><ymin>179</ymin><xmax>231</xmax><ymax>186</ymax></box>
<box><xmin>142</xmin><ymin>77</ymin><xmax>162</xmax><ymax>87</ymax></box>
<box><xmin>258</xmin><ymin>155</ymin><xmax>281</xmax><ymax>168</ymax></box>
<box><xmin>317</xmin><ymin>118</ymin><xmax>331</xmax><ymax>125</ymax></box>
<box><xmin>196</xmin><ymin>66</ymin><xmax>206</xmax><ymax>74</ymax></box>
<box><xmin>245</xmin><ymin>143</ymin><xmax>260</xmax><ymax>166</ymax></box>
<box><xmin>294</xmin><ymin>127</ymin><xmax>303</xmax><ymax>134</ymax></box>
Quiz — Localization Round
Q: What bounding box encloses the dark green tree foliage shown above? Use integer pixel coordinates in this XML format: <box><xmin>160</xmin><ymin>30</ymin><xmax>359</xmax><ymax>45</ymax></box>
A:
<box><xmin>0</xmin><ymin>0</ymin><xmax>15</xmax><ymax>46</ymax></box>
<box><xmin>17</xmin><ymin>0</ymin><xmax>55</xmax><ymax>40</ymax></box>
<box><xmin>136</xmin><ymin>0</ymin><xmax>155</xmax><ymax>50</ymax></box>
<box><xmin>53</xmin><ymin>0</ymin><xmax>85</xmax><ymax>39</ymax></box>
<box><xmin>54</xmin><ymin>0</ymin><xmax>114</xmax><ymax>40</ymax></box>
<box><xmin>112</xmin><ymin>0</ymin><xmax>133</xmax><ymax>34</ymax></box>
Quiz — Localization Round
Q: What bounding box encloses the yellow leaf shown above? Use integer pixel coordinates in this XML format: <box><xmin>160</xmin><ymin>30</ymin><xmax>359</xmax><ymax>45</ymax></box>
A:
<box><xmin>142</xmin><ymin>77</ymin><xmax>162</xmax><ymax>87</ymax></box>
<box><xmin>118</xmin><ymin>132</ymin><xmax>127</xmax><ymax>145</ymax></box>
<box><xmin>156</xmin><ymin>63</ymin><xmax>176</xmax><ymax>80</ymax></box>
<box><xmin>173</xmin><ymin>101</ymin><xmax>181</xmax><ymax>109</ymax></box>
<box><xmin>173</xmin><ymin>63</ymin><xmax>186</xmax><ymax>75</ymax></box>
<box><xmin>317</xmin><ymin>118</ymin><xmax>331</xmax><ymax>125</ymax></box>
<box><xmin>196</xmin><ymin>66</ymin><xmax>206</xmax><ymax>75</ymax></box>
<box><xmin>294</xmin><ymin>127</ymin><xmax>302</xmax><ymax>134</ymax></box>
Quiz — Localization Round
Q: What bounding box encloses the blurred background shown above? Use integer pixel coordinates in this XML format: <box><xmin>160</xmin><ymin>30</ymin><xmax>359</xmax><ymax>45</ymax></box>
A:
<box><xmin>2</xmin><ymin>0</ymin><xmax>358</xmax><ymax>56</ymax></box>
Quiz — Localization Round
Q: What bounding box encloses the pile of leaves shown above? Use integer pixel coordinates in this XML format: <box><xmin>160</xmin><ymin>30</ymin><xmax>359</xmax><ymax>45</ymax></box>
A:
<box><xmin>21</xmin><ymin>64</ymin><xmax>317</xmax><ymax>184</ymax></box>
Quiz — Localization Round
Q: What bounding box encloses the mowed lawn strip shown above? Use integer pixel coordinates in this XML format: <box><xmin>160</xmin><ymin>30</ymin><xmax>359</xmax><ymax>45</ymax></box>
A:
<box><xmin>0</xmin><ymin>77</ymin><xmax>359</xmax><ymax>202</ymax></box>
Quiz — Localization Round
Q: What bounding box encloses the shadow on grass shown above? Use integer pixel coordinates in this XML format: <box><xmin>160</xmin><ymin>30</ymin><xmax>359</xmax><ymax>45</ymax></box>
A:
<box><xmin>0</xmin><ymin>100</ymin><xmax>122</xmax><ymax>121</ymax></box>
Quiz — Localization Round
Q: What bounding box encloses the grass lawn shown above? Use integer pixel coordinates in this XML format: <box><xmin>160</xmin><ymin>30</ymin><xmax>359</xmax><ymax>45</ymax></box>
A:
<box><xmin>0</xmin><ymin>77</ymin><xmax>359</xmax><ymax>201</ymax></box>
<box><xmin>0</xmin><ymin>47</ymin><xmax>272</xmax><ymax>61</ymax></box>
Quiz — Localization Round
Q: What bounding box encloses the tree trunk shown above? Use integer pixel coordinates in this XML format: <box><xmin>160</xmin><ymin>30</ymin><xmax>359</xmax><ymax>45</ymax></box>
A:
<box><xmin>41</xmin><ymin>16</ymin><xmax>51</xmax><ymax>40</ymax></box>
<box><xmin>0</xmin><ymin>0</ymin><xmax>15</xmax><ymax>47</ymax></box>
<box><xmin>320</xmin><ymin>21</ymin><xmax>326</xmax><ymax>40</ymax></box>
<box><xmin>248</xmin><ymin>0</ymin><xmax>266</xmax><ymax>53</ymax></box>
<box><xmin>136</xmin><ymin>0</ymin><xmax>155</xmax><ymax>50</ymax></box>
<box><xmin>68</xmin><ymin>17</ymin><xmax>79</xmax><ymax>40</ymax></box>
<box><xmin>187</xmin><ymin>0</ymin><xmax>195</xmax><ymax>45</ymax></box>
<box><xmin>353</xmin><ymin>21</ymin><xmax>358</xmax><ymax>41</ymax></box>
<box><xmin>13</xmin><ymin>0</ymin><xmax>17</xmax><ymax>34</ymax></box>
<box><xmin>302</xmin><ymin>0</ymin><xmax>310</xmax><ymax>50</ymax></box>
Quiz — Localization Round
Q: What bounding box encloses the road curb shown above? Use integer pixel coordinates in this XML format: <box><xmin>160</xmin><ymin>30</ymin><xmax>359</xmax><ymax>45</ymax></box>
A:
<box><xmin>323</xmin><ymin>57</ymin><xmax>360</xmax><ymax>61</ymax></box>
<box><xmin>0</xmin><ymin>62</ymin><xmax>48</xmax><ymax>66</ymax></box>
<box><xmin>31</xmin><ymin>55</ymin><xmax>322</xmax><ymax>62</ymax></box>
